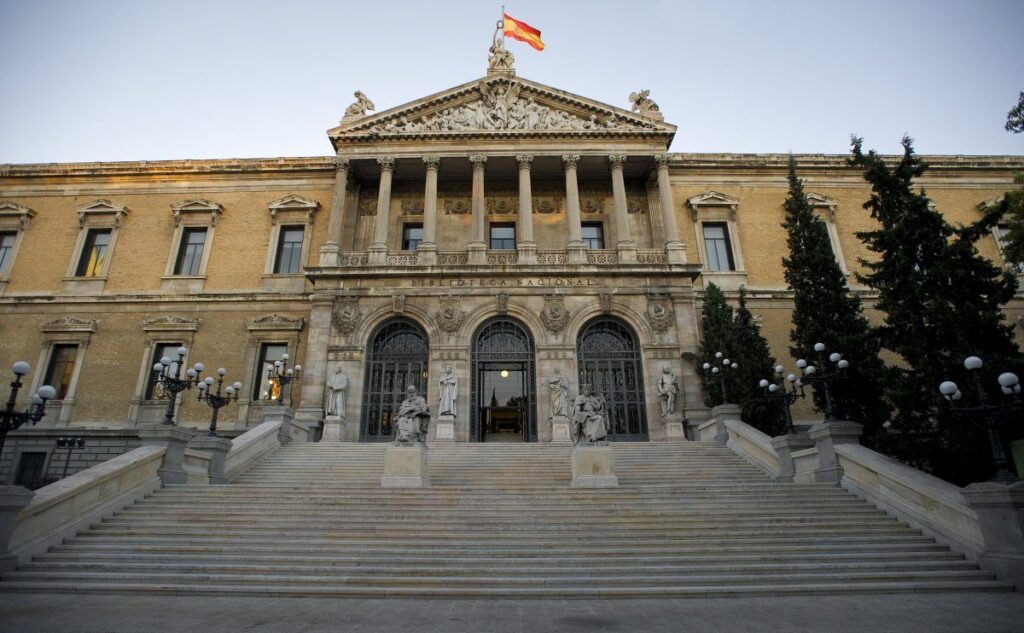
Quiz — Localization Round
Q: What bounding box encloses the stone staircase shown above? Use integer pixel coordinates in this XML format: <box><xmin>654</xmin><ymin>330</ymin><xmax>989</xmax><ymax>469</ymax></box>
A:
<box><xmin>0</xmin><ymin>441</ymin><xmax>1011</xmax><ymax>597</ymax></box>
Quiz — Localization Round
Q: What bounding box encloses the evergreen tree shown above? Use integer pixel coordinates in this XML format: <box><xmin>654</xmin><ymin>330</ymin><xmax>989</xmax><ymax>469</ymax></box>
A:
<box><xmin>1006</xmin><ymin>90</ymin><xmax>1024</xmax><ymax>134</ymax></box>
<box><xmin>850</xmin><ymin>136</ymin><xmax>1022</xmax><ymax>485</ymax></box>
<box><xmin>780</xmin><ymin>156</ymin><xmax>890</xmax><ymax>443</ymax></box>
<box><xmin>694</xmin><ymin>283</ymin><xmax>734</xmax><ymax>408</ymax></box>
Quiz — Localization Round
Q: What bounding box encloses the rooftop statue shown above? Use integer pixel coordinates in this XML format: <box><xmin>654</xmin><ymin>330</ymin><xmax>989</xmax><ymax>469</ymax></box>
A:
<box><xmin>342</xmin><ymin>91</ymin><xmax>375</xmax><ymax>123</ymax></box>
<box><xmin>629</xmin><ymin>89</ymin><xmax>664</xmax><ymax>121</ymax></box>
<box><xmin>487</xmin><ymin>19</ymin><xmax>515</xmax><ymax>74</ymax></box>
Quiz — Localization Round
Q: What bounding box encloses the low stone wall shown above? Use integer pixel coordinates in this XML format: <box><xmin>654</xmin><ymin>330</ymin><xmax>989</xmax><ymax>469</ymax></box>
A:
<box><xmin>694</xmin><ymin>418</ymin><xmax>718</xmax><ymax>442</ymax></box>
<box><xmin>223</xmin><ymin>420</ymin><xmax>283</xmax><ymax>481</ymax></box>
<box><xmin>8</xmin><ymin>445</ymin><xmax>165</xmax><ymax>563</ymax></box>
<box><xmin>791</xmin><ymin>447</ymin><xmax>819</xmax><ymax>484</ymax></box>
<box><xmin>835</xmin><ymin>443</ymin><xmax>984</xmax><ymax>556</ymax></box>
<box><xmin>724</xmin><ymin>419</ymin><xmax>780</xmax><ymax>478</ymax></box>
<box><xmin>0</xmin><ymin>429</ymin><xmax>142</xmax><ymax>486</ymax></box>
<box><xmin>183</xmin><ymin>448</ymin><xmax>212</xmax><ymax>485</ymax></box>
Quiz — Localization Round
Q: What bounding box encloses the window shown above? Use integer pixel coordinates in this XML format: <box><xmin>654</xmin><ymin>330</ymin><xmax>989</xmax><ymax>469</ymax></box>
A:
<box><xmin>75</xmin><ymin>229</ymin><xmax>112</xmax><ymax>277</ymax></box>
<box><xmin>253</xmin><ymin>343</ymin><xmax>287</xmax><ymax>400</ymax></box>
<box><xmin>489</xmin><ymin>223</ymin><xmax>516</xmax><ymax>250</ymax></box>
<box><xmin>173</xmin><ymin>228</ymin><xmax>207</xmax><ymax>276</ymax></box>
<box><xmin>0</xmin><ymin>231</ymin><xmax>16</xmax><ymax>274</ymax></box>
<box><xmin>44</xmin><ymin>344</ymin><xmax>78</xmax><ymax>400</ymax></box>
<box><xmin>273</xmin><ymin>226</ymin><xmax>304</xmax><ymax>274</ymax></box>
<box><xmin>145</xmin><ymin>343</ymin><xmax>182</xmax><ymax>399</ymax></box>
<box><xmin>15</xmin><ymin>452</ymin><xmax>48</xmax><ymax>489</ymax></box>
<box><xmin>581</xmin><ymin>222</ymin><xmax>605</xmax><ymax>249</ymax></box>
<box><xmin>402</xmin><ymin>223</ymin><xmax>424</xmax><ymax>251</ymax></box>
<box><xmin>703</xmin><ymin>222</ymin><xmax>735</xmax><ymax>271</ymax></box>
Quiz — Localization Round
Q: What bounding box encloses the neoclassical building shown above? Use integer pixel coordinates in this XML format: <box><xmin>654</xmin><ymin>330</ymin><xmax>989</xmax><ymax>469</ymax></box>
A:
<box><xmin>1</xmin><ymin>52</ymin><xmax>1022</xmax><ymax>484</ymax></box>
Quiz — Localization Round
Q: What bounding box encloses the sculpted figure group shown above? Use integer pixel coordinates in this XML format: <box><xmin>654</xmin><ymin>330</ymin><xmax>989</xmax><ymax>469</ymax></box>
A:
<box><xmin>549</xmin><ymin>370</ymin><xmax>609</xmax><ymax>445</ymax></box>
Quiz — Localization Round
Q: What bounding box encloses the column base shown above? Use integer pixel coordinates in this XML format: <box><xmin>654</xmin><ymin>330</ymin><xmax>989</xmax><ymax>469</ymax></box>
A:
<box><xmin>517</xmin><ymin>242</ymin><xmax>538</xmax><ymax>265</ymax></box>
<box><xmin>571</xmin><ymin>445</ymin><xmax>618</xmax><ymax>488</ymax></box>
<box><xmin>416</xmin><ymin>242</ymin><xmax>438</xmax><ymax>266</ymax></box>
<box><xmin>567</xmin><ymin>241</ymin><xmax>588</xmax><ymax>265</ymax></box>
<box><xmin>318</xmin><ymin>242</ymin><xmax>340</xmax><ymax>267</ymax></box>
<box><xmin>551</xmin><ymin>415</ymin><xmax>573</xmax><ymax>444</ymax></box>
<box><xmin>382</xmin><ymin>443</ymin><xmax>430</xmax><ymax>488</ymax></box>
<box><xmin>665</xmin><ymin>241</ymin><xmax>687</xmax><ymax>264</ymax></box>
<box><xmin>662</xmin><ymin>414</ymin><xmax>686</xmax><ymax>440</ymax></box>
<box><xmin>467</xmin><ymin>242</ymin><xmax>486</xmax><ymax>265</ymax></box>
<box><xmin>321</xmin><ymin>415</ymin><xmax>344</xmax><ymax>443</ymax></box>
<box><xmin>616</xmin><ymin>241</ymin><xmax>637</xmax><ymax>264</ymax></box>
<box><xmin>368</xmin><ymin>243</ymin><xmax>387</xmax><ymax>265</ymax></box>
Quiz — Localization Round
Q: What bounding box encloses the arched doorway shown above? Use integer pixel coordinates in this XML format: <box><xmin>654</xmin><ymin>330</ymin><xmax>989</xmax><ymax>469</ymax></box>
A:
<box><xmin>576</xmin><ymin>317</ymin><xmax>648</xmax><ymax>441</ymax></box>
<box><xmin>470</xmin><ymin>317</ymin><xmax>537</xmax><ymax>442</ymax></box>
<box><xmin>360</xmin><ymin>318</ymin><xmax>429</xmax><ymax>442</ymax></box>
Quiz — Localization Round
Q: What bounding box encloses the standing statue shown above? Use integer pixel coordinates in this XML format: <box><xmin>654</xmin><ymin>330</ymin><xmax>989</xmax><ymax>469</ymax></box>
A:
<box><xmin>325</xmin><ymin>366</ymin><xmax>349</xmax><ymax>418</ymax></box>
<box><xmin>573</xmin><ymin>384</ymin><xmax>610</xmax><ymax>445</ymax></box>
<box><xmin>393</xmin><ymin>385</ymin><xmax>430</xmax><ymax>445</ymax></box>
<box><xmin>549</xmin><ymin>369</ymin><xmax>570</xmax><ymax>418</ymax></box>
<box><xmin>657</xmin><ymin>364</ymin><xmax>679</xmax><ymax>417</ymax></box>
<box><xmin>439</xmin><ymin>366</ymin><xmax>458</xmax><ymax>416</ymax></box>
<box><xmin>628</xmin><ymin>89</ymin><xmax>662</xmax><ymax>119</ymax></box>
<box><xmin>342</xmin><ymin>91</ymin><xmax>375</xmax><ymax>122</ymax></box>
<box><xmin>488</xmin><ymin>20</ymin><xmax>515</xmax><ymax>72</ymax></box>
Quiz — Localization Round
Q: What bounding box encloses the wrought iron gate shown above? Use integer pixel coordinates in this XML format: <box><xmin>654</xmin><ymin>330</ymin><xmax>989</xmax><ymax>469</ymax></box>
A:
<box><xmin>470</xmin><ymin>318</ymin><xmax>537</xmax><ymax>442</ymax></box>
<box><xmin>360</xmin><ymin>318</ymin><xmax>429</xmax><ymax>442</ymax></box>
<box><xmin>576</xmin><ymin>318</ymin><xmax>649</xmax><ymax>441</ymax></box>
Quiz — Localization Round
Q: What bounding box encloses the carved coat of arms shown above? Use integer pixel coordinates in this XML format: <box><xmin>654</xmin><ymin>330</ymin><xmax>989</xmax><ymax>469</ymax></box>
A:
<box><xmin>645</xmin><ymin>294</ymin><xmax>675</xmax><ymax>332</ymax></box>
<box><xmin>332</xmin><ymin>297</ymin><xmax>362</xmax><ymax>335</ymax></box>
<box><xmin>540</xmin><ymin>295</ymin><xmax>570</xmax><ymax>333</ymax></box>
<box><xmin>435</xmin><ymin>295</ymin><xmax>465</xmax><ymax>333</ymax></box>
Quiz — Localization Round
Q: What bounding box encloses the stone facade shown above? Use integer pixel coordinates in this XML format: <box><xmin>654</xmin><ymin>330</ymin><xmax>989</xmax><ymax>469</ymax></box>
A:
<box><xmin>1</xmin><ymin>64</ymin><xmax>1023</xmax><ymax>479</ymax></box>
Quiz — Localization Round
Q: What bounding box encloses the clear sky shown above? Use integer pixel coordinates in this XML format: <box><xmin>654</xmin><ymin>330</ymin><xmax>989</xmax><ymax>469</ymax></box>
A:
<box><xmin>1</xmin><ymin>0</ymin><xmax>1021</xmax><ymax>163</ymax></box>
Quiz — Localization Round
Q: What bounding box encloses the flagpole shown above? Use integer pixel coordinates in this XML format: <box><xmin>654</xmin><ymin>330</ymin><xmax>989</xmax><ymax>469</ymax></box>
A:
<box><xmin>500</xmin><ymin>5</ymin><xmax>505</xmax><ymax>34</ymax></box>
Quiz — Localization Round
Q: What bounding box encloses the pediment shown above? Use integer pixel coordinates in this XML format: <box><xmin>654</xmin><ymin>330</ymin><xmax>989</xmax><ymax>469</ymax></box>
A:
<box><xmin>268</xmin><ymin>194</ymin><xmax>319</xmax><ymax>225</ymax></box>
<box><xmin>687</xmin><ymin>191</ymin><xmax>739</xmax><ymax>208</ymax></box>
<box><xmin>805</xmin><ymin>192</ymin><xmax>838</xmax><ymax>208</ymax></box>
<box><xmin>328</xmin><ymin>75</ymin><xmax>676</xmax><ymax>148</ymax></box>
<box><xmin>0</xmin><ymin>200</ymin><xmax>36</xmax><ymax>229</ymax></box>
<box><xmin>170</xmin><ymin>198</ymin><xmax>223</xmax><ymax>226</ymax></box>
<box><xmin>76</xmin><ymin>199</ymin><xmax>128</xmax><ymax>227</ymax></box>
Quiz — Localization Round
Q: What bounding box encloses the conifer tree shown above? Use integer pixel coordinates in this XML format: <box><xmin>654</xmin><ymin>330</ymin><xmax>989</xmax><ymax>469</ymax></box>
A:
<box><xmin>695</xmin><ymin>283</ymin><xmax>734</xmax><ymax>408</ymax></box>
<box><xmin>781</xmin><ymin>156</ymin><xmax>889</xmax><ymax>443</ymax></box>
<box><xmin>850</xmin><ymin>136</ymin><xmax>1022</xmax><ymax>484</ymax></box>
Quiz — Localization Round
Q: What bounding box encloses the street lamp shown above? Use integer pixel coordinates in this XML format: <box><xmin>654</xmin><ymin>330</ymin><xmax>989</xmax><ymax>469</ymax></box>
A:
<box><xmin>196</xmin><ymin>367</ymin><xmax>242</xmax><ymax>436</ymax></box>
<box><xmin>152</xmin><ymin>346</ymin><xmax>203</xmax><ymax>425</ymax></box>
<box><xmin>266</xmin><ymin>353</ymin><xmax>302</xmax><ymax>407</ymax></box>
<box><xmin>702</xmin><ymin>352</ymin><xmax>739</xmax><ymax>403</ymax></box>
<box><xmin>55</xmin><ymin>436</ymin><xmax>86</xmax><ymax>480</ymax></box>
<box><xmin>758</xmin><ymin>363</ymin><xmax>805</xmax><ymax>434</ymax></box>
<box><xmin>0</xmin><ymin>361</ymin><xmax>57</xmax><ymax>456</ymax></box>
<box><xmin>795</xmin><ymin>342</ymin><xmax>851</xmax><ymax>422</ymax></box>
<box><xmin>939</xmin><ymin>355</ymin><xmax>1022</xmax><ymax>483</ymax></box>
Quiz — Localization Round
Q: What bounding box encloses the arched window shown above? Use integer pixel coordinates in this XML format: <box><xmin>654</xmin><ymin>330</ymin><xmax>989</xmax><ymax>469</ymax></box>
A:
<box><xmin>576</xmin><ymin>318</ymin><xmax>648</xmax><ymax>441</ymax></box>
<box><xmin>470</xmin><ymin>318</ymin><xmax>537</xmax><ymax>442</ymax></box>
<box><xmin>360</xmin><ymin>318</ymin><xmax>429</xmax><ymax>442</ymax></box>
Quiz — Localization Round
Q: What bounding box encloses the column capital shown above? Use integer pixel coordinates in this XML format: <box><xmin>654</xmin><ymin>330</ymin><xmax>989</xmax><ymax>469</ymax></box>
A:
<box><xmin>562</xmin><ymin>154</ymin><xmax>581</xmax><ymax>169</ymax></box>
<box><xmin>653</xmin><ymin>154</ymin><xmax>671</xmax><ymax>169</ymax></box>
<box><xmin>469</xmin><ymin>154</ymin><xmax>488</xmax><ymax>168</ymax></box>
<box><xmin>377</xmin><ymin>156</ymin><xmax>395</xmax><ymax>172</ymax></box>
<box><xmin>333</xmin><ymin>156</ymin><xmax>350</xmax><ymax>172</ymax></box>
<box><xmin>422</xmin><ymin>155</ymin><xmax>441</xmax><ymax>170</ymax></box>
<box><xmin>608</xmin><ymin>154</ymin><xmax>628</xmax><ymax>168</ymax></box>
<box><xmin>515</xmin><ymin>154</ymin><xmax>534</xmax><ymax>169</ymax></box>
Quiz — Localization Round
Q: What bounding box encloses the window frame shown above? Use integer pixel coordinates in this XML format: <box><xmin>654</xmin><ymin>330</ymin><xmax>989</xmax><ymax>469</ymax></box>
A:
<box><xmin>173</xmin><ymin>227</ymin><xmax>208</xmax><ymax>276</ymax></box>
<box><xmin>805</xmin><ymin>192</ymin><xmax>849</xmax><ymax>275</ymax></box>
<box><xmin>74</xmin><ymin>228</ymin><xmax>113</xmax><ymax>277</ymax></box>
<box><xmin>273</xmin><ymin>225</ymin><xmax>306</xmax><ymax>274</ymax></box>
<box><xmin>702</xmin><ymin>222</ymin><xmax>735</xmax><ymax>272</ymax></box>
<box><xmin>252</xmin><ymin>342</ymin><xmax>289</xmax><ymax>401</ymax></box>
<box><xmin>581</xmin><ymin>221</ymin><xmax>605</xmax><ymax>249</ymax></box>
<box><xmin>687</xmin><ymin>191</ymin><xmax>747</xmax><ymax>290</ymax></box>
<box><xmin>0</xmin><ymin>201</ymin><xmax>34</xmax><ymax>295</ymax></box>
<box><xmin>128</xmin><ymin>316</ymin><xmax>200</xmax><ymax>426</ymax></box>
<box><xmin>63</xmin><ymin>199</ymin><xmax>128</xmax><ymax>294</ymax></box>
<box><xmin>162</xmin><ymin>199</ymin><xmax>222</xmax><ymax>290</ymax></box>
<box><xmin>44</xmin><ymin>343</ymin><xmax>80</xmax><ymax>400</ymax></box>
<box><xmin>489</xmin><ymin>222</ymin><xmax>517</xmax><ymax>250</ymax></box>
<box><xmin>237</xmin><ymin>314</ymin><xmax>305</xmax><ymax>427</ymax></box>
<box><xmin>401</xmin><ymin>223</ymin><xmax>424</xmax><ymax>251</ymax></box>
<box><xmin>262</xmin><ymin>195</ymin><xmax>319</xmax><ymax>292</ymax></box>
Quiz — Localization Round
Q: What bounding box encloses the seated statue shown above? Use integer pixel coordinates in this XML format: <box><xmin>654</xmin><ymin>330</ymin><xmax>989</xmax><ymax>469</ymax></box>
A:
<box><xmin>393</xmin><ymin>385</ymin><xmax>430</xmax><ymax>445</ymax></box>
<box><xmin>572</xmin><ymin>384</ymin><xmax>610</xmax><ymax>445</ymax></box>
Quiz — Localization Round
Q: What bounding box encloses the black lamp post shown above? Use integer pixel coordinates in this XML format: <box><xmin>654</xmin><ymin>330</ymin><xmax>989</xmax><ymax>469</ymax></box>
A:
<box><xmin>196</xmin><ymin>368</ymin><xmax>242</xmax><ymax>436</ymax></box>
<box><xmin>55</xmin><ymin>436</ymin><xmax>86</xmax><ymax>480</ymax></box>
<box><xmin>265</xmin><ymin>354</ymin><xmax>302</xmax><ymax>407</ymax></box>
<box><xmin>152</xmin><ymin>346</ymin><xmax>203</xmax><ymax>425</ymax></box>
<box><xmin>939</xmin><ymin>355</ymin><xmax>1022</xmax><ymax>483</ymax></box>
<box><xmin>702</xmin><ymin>352</ymin><xmax>739</xmax><ymax>403</ymax></box>
<box><xmin>758</xmin><ymin>364</ymin><xmax>805</xmax><ymax>434</ymax></box>
<box><xmin>796</xmin><ymin>342</ymin><xmax>850</xmax><ymax>422</ymax></box>
<box><xmin>0</xmin><ymin>361</ymin><xmax>57</xmax><ymax>457</ymax></box>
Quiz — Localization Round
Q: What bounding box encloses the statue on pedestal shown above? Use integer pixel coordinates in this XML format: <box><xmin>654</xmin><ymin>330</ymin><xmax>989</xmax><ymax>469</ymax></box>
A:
<box><xmin>439</xmin><ymin>366</ymin><xmax>458</xmax><ymax>417</ymax></box>
<box><xmin>573</xmin><ymin>384</ymin><xmax>610</xmax><ymax>445</ymax></box>
<box><xmin>393</xmin><ymin>385</ymin><xmax>430</xmax><ymax>445</ymax></box>
<box><xmin>657</xmin><ymin>364</ymin><xmax>679</xmax><ymax>417</ymax></box>
<box><xmin>488</xmin><ymin>19</ymin><xmax>515</xmax><ymax>73</ymax></box>
<box><xmin>549</xmin><ymin>369</ymin><xmax>570</xmax><ymax>418</ymax></box>
<box><xmin>325</xmin><ymin>365</ymin><xmax>348</xmax><ymax>418</ymax></box>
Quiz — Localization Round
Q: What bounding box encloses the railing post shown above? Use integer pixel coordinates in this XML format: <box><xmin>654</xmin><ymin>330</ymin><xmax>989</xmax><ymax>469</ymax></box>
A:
<box><xmin>0</xmin><ymin>486</ymin><xmax>35</xmax><ymax>572</ymax></box>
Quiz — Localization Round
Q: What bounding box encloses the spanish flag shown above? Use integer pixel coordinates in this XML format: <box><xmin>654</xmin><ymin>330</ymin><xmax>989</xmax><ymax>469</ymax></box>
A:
<box><xmin>503</xmin><ymin>13</ymin><xmax>544</xmax><ymax>51</ymax></box>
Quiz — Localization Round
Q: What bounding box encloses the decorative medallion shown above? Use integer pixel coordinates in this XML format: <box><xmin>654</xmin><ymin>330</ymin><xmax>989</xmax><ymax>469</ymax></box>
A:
<box><xmin>393</xmin><ymin>294</ymin><xmax>406</xmax><ymax>314</ymax></box>
<box><xmin>581</xmin><ymin>197</ymin><xmax>605</xmax><ymax>214</ymax></box>
<box><xmin>645</xmin><ymin>294</ymin><xmax>675</xmax><ymax>332</ymax></box>
<box><xmin>332</xmin><ymin>297</ymin><xmax>362</xmax><ymax>335</ymax></box>
<box><xmin>497</xmin><ymin>293</ymin><xmax>510</xmax><ymax>314</ymax></box>
<box><xmin>358</xmin><ymin>194</ymin><xmax>377</xmax><ymax>216</ymax></box>
<box><xmin>435</xmin><ymin>295</ymin><xmax>465</xmax><ymax>333</ymax></box>
<box><xmin>627</xmin><ymin>198</ymin><xmax>646</xmax><ymax>214</ymax></box>
<box><xmin>540</xmin><ymin>295</ymin><xmax>570</xmax><ymax>334</ymax></box>
<box><xmin>485</xmin><ymin>198</ymin><xmax>516</xmax><ymax>214</ymax></box>
<box><xmin>444</xmin><ymin>199</ymin><xmax>471</xmax><ymax>215</ymax></box>
<box><xmin>533</xmin><ymin>198</ymin><xmax>559</xmax><ymax>214</ymax></box>
<box><xmin>400</xmin><ymin>200</ymin><xmax>423</xmax><ymax>215</ymax></box>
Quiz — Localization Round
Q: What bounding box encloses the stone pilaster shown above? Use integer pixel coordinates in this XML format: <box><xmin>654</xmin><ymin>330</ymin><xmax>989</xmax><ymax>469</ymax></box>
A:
<box><xmin>188</xmin><ymin>435</ymin><xmax>233</xmax><ymax>484</ymax></box>
<box><xmin>609</xmin><ymin>154</ymin><xmax>636</xmax><ymax>264</ymax></box>
<box><xmin>368</xmin><ymin>157</ymin><xmax>394</xmax><ymax>266</ymax></box>
<box><xmin>516</xmin><ymin>154</ymin><xmax>537</xmax><ymax>265</ymax></box>
<box><xmin>296</xmin><ymin>295</ymin><xmax>333</xmax><ymax>429</ymax></box>
<box><xmin>418</xmin><ymin>156</ymin><xmax>440</xmax><ymax>265</ymax></box>
<box><xmin>139</xmin><ymin>425</ymin><xmax>194</xmax><ymax>485</ymax></box>
<box><xmin>468</xmin><ymin>154</ymin><xmax>488</xmax><ymax>265</ymax></box>
<box><xmin>771</xmin><ymin>432</ymin><xmax>814</xmax><ymax>483</ymax></box>
<box><xmin>808</xmin><ymin>420</ymin><xmax>863</xmax><ymax>484</ymax></box>
<box><xmin>319</xmin><ymin>157</ymin><xmax>349</xmax><ymax>266</ymax></box>
<box><xmin>562</xmin><ymin>154</ymin><xmax>587</xmax><ymax>264</ymax></box>
<box><xmin>654</xmin><ymin>154</ymin><xmax>686</xmax><ymax>264</ymax></box>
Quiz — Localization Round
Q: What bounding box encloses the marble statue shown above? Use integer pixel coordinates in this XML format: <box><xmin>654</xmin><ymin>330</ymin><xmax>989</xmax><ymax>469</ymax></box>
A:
<box><xmin>439</xmin><ymin>366</ymin><xmax>458</xmax><ymax>416</ymax></box>
<box><xmin>488</xmin><ymin>20</ymin><xmax>515</xmax><ymax>72</ymax></box>
<box><xmin>393</xmin><ymin>385</ymin><xmax>430</xmax><ymax>445</ymax></box>
<box><xmin>657</xmin><ymin>364</ymin><xmax>679</xmax><ymax>417</ymax></box>
<box><xmin>343</xmin><ymin>91</ymin><xmax>375</xmax><ymax>121</ymax></box>
<box><xmin>573</xmin><ymin>384</ymin><xmax>610</xmax><ymax>445</ymax></box>
<box><xmin>549</xmin><ymin>369</ymin><xmax>570</xmax><ymax>418</ymax></box>
<box><xmin>325</xmin><ymin>365</ymin><xmax>349</xmax><ymax>417</ymax></box>
<box><xmin>629</xmin><ymin>89</ymin><xmax>660</xmax><ymax>116</ymax></box>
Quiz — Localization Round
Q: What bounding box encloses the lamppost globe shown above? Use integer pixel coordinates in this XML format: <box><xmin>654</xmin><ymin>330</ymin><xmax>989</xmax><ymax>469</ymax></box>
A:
<box><xmin>11</xmin><ymin>361</ymin><xmax>31</xmax><ymax>376</ymax></box>
<box><xmin>715</xmin><ymin>352</ymin><xmax>723</xmax><ymax>359</ymax></box>
<box><xmin>294</xmin><ymin>365</ymin><xmax>302</xmax><ymax>372</ymax></box>
<box><xmin>193</xmin><ymin>363</ymin><xmax>205</xmax><ymax>372</ymax></box>
<box><xmin>217</xmin><ymin>367</ymin><xmax>227</xmax><ymax>376</ymax></box>
<box><xmin>711</xmin><ymin>367</ymin><xmax>719</xmax><ymax>374</ymax></box>
<box><xmin>759</xmin><ymin>379</ymin><xmax>769</xmax><ymax>388</ymax></box>
<box><xmin>204</xmin><ymin>377</ymin><xmax>215</xmax><ymax>386</ymax></box>
<box><xmin>722</xmin><ymin>358</ymin><xmax>731</xmax><ymax>366</ymax></box>
<box><xmin>731</xmin><ymin>362</ymin><xmax>738</xmax><ymax>369</ymax></box>
<box><xmin>829</xmin><ymin>353</ymin><xmax>842</xmax><ymax>363</ymax></box>
<box><xmin>768</xmin><ymin>383</ymin><xmax>779</xmax><ymax>393</ymax></box>
<box><xmin>37</xmin><ymin>385</ymin><xmax>56</xmax><ymax>400</ymax></box>
<box><xmin>814</xmin><ymin>342</ymin><xmax>826</xmax><ymax>352</ymax></box>
<box><xmin>185</xmin><ymin>368</ymin><xmax>197</xmax><ymax>379</ymax></box>
<box><xmin>153</xmin><ymin>362</ymin><xmax>164</xmax><ymax>372</ymax></box>
<box><xmin>282</xmin><ymin>353</ymin><xmax>289</xmax><ymax>361</ymax></box>
<box><xmin>774</xmin><ymin>365</ymin><xmax>784</xmax><ymax>375</ymax></box>
<box><xmin>804</xmin><ymin>365</ymin><xmax>817</xmax><ymax>376</ymax></box>
<box><xmin>232</xmin><ymin>382</ymin><xmax>243</xmax><ymax>391</ymax></box>
<box><xmin>939</xmin><ymin>381</ymin><xmax>959</xmax><ymax>397</ymax></box>
<box><xmin>787</xmin><ymin>374</ymin><xmax>797</xmax><ymax>383</ymax></box>
<box><xmin>160</xmin><ymin>356</ymin><xmax>172</xmax><ymax>366</ymax></box>
<box><xmin>838</xmin><ymin>360</ymin><xmax>850</xmax><ymax>370</ymax></box>
<box><xmin>964</xmin><ymin>356</ymin><xmax>983</xmax><ymax>371</ymax></box>
<box><xmin>176</xmin><ymin>346</ymin><xmax>188</xmax><ymax>357</ymax></box>
<box><xmin>702</xmin><ymin>363</ymin><xmax>711</xmax><ymax>370</ymax></box>
<box><xmin>997</xmin><ymin>372</ymin><xmax>1019</xmax><ymax>389</ymax></box>
<box><xmin>197</xmin><ymin>381</ymin><xmax>208</xmax><ymax>391</ymax></box>
<box><xmin>796</xmin><ymin>359</ymin><xmax>807</xmax><ymax>369</ymax></box>
<box><xmin>224</xmin><ymin>386</ymin><xmax>235</xmax><ymax>395</ymax></box>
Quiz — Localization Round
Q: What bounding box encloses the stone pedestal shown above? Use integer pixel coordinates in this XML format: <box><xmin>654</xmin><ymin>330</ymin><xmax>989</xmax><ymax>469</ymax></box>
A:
<box><xmin>516</xmin><ymin>242</ymin><xmax>538</xmax><ymax>265</ymax></box>
<box><xmin>771</xmin><ymin>432</ymin><xmax>814</xmax><ymax>483</ymax></box>
<box><xmin>710</xmin><ymin>403</ymin><xmax>741</xmax><ymax>446</ymax></box>
<box><xmin>467</xmin><ymin>242</ymin><xmax>486</xmax><ymax>265</ymax></box>
<box><xmin>318</xmin><ymin>242</ymin><xmax>339</xmax><ymax>267</ymax></box>
<box><xmin>367</xmin><ymin>243</ymin><xmax>387</xmax><ymax>266</ymax></box>
<box><xmin>382</xmin><ymin>443</ymin><xmax>430</xmax><ymax>488</ymax></box>
<box><xmin>264</xmin><ymin>406</ymin><xmax>297</xmax><ymax>445</ymax></box>
<box><xmin>432</xmin><ymin>414</ymin><xmax>456</xmax><ymax>445</ymax></box>
<box><xmin>571</xmin><ymin>445</ymin><xmax>618</xmax><ymax>488</ymax></box>
<box><xmin>188</xmin><ymin>435</ymin><xmax>233</xmax><ymax>484</ymax></box>
<box><xmin>662</xmin><ymin>414</ymin><xmax>686</xmax><ymax>440</ymax></box>
<box><xmin>321</xmin><ymin>415</ymin><xmax>343</xmax><ymax>443</ymax></box>
<box><xmin>567</xmin><ymin>243</ymin><xmax>588</xmax><ymax>265</ymax></box>
<box><xmin>808</xmin><ymin>420</ymin><xmax>863</xmax><ymax>484</ymax></box>
<box><xmin>550</xmin><ymin>415</ymin><xmax>573</xmax><ymax>444</ymax></box>
<box><xmin>665</xmin><ymin>241</ymin><xmax>687</xmax><ymax>264</ymax></box>
<box><xmin>616</xmin><ymin>242</ymin><xmax>637</xmax><ymax>264</ymax></box>
<box><xmin>962</xmin><ymin>481</ymin><xmax>1024</xmax><ymax>588</ymax></box>
<box><xmin>416</xmin><ymin>243</ymin><xmax>437</xmax><ymax>266</ymax></box>
<box><xmin>0</xmin><ymin>486</ymin><xmax>35</xmax><ymax>572</ymax></box>
<box><xmin>139</xmin><ymin>425</ymin><xmax>195</xmax><ymax>485</ymax></box>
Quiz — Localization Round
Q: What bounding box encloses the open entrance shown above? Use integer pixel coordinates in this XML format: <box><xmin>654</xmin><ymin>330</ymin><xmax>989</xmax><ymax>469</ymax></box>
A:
<box><xmin>470</xmin><ymin>317</ymin><xmax>537</xmax><ymax>442</ymax></box>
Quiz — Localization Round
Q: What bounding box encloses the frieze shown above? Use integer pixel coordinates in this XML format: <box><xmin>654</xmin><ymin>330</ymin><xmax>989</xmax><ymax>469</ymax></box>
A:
<box><xmin>409</xmin><ymin>277</ymin><xmax>601</xmax><ymax>288</ymax></box>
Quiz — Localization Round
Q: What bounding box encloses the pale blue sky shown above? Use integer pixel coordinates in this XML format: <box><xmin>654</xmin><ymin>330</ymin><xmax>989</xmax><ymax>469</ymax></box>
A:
<box><xmin>1</xmin><ymin>0</ymin><xmax>1021</xmax><ymax>163</ymax></box>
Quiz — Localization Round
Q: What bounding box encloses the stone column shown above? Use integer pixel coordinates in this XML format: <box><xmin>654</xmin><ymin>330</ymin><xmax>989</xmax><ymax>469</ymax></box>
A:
<box><xmin>516</xmin><ymin>154</ymin><xmax>537</xmax><ymax>264</ymax></box>
<box><xmin>295</xmin><ymin>295</ymin><xmax>333</xmax><ymax>432</ymax></box>
<box><xmin>319</xmin><ymin>157</ymin><xmax>350</xmax><ymax>266</ymax></box>
<box><xmin>418</xmin><ymin>156</ymin><xmax>440</xmax><ymax>265</ymax></box>
<box><xmin>609</xmin><ymin>154</ymin><xmax>636</xmax><ymax>264</ymax></box>
<box><xmin>368</xmin><ymin>156</ymin><xmax>395</xmax><ymax>266</ymax></box>
<box><xmin>654</xmin><ymin>154</ymin><xmax>686</xmax><ymax>264</ymax></box>
<box><xmin>563</xmin><ymin>154</ymin><xmax>587</xmax><ymax>264</ymax></box>
<box><xmin>467</xmin><ymin>154</ymin><xmax>488</xmax><ymax>265</ymax></box>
